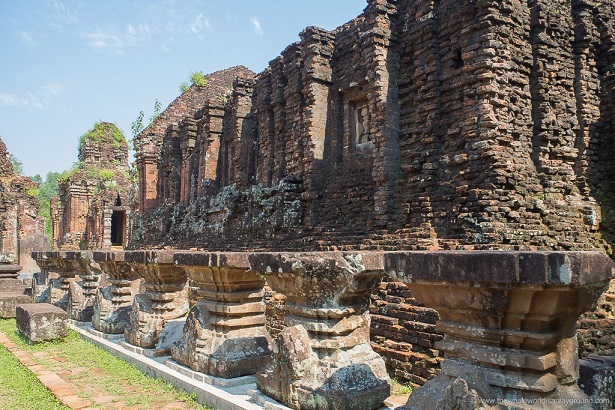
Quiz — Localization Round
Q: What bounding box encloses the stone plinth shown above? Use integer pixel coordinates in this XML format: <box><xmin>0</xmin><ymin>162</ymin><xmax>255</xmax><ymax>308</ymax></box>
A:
<box><xmin>45</xmin><ymin>251</ymin><xmax>80</xmax><ymax>311</ymax></box>
<box><xmin>92</xmin><ymin>251</ymin><xmax>141</xmax><ymax>334</ymax></box>
<box><xmin>123</xmin><ymin>251</ymin><xmax>188</xmax><ymax>348</ymax></box>
<box><xmin>249</xmin><ymin>252</ymin><xmax>390</xmax><ymax>410</ymax></box>
<box><xmin>16</xmin><ymin>303</ymin><xmax>68</xmax><ymax>343</ymax></box>
<box><xmin>384</xmin><ymin>251</ymin><xmax>615</xmax><ymax>410</ymax></box>
<box><xmin>0</xmin><ymin>256</ymin><xmax>28</xmax><ymax>318</ymax></box>
<box><xmin>172</xmin><ymin>252</ymin><xmax>272</xmax><ymax>378</ymax></box>
<box><xmin>57</xmin><ymin>251</ymin><xmax>102</xmax><ymax>321</ymax></box>
<box><xmin>32</xmin><ymin>251</ymin><xmax>53</xmax><ymax>303</ymax></box>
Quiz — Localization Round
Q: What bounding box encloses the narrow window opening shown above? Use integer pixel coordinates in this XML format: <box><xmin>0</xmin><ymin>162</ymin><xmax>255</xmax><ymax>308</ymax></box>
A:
<box><xmin>110</xmin><ymin>210</ymin><xmax>126</xmax><ymax>247</ymax></box>
<box><xmin>454</xmin><ymin>49</ymin><xmax>464</xmax><ymax>69</ymax></box>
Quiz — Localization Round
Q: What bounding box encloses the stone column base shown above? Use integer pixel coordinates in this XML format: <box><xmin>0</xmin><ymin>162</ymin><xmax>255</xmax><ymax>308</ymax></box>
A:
<box><xmin>258</xmin><ymin>323</ymin><xmax>390</xmax><ymax>410</ymax></box>
<box><xmin>124</xmin><ymin>289</ymin><xmax>189</xmax><ymax>348</ymax></box>
<box><xmin>172</xmin><ymin>303</ymin><xmax>272</xmax><ymax>378</ymax></box>
<box><xmin>92</xmin><ymin>286</ymin><xmax>135</xmax><ymax>334</ymax></box>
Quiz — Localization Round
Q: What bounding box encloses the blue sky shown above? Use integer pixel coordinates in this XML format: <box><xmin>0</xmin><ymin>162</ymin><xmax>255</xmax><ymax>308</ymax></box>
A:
<box><xmin>0</xmin><ymin>1</ymin><xmax>366</xmax><ymax>178</ymax></box>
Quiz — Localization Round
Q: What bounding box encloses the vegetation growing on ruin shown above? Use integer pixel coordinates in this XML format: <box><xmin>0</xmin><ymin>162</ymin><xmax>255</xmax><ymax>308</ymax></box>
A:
<box><xmin>58</xmin><ymin>161</ymin><xmax>84</xmax><ymax>183</ymax></box>
<box><xmin>131</xmin><ymin>111</ymin><xmax>145</xmax><ymax>139</ymax></box>
<box><xmin>99</xmin><ymin>169</ymin><xmax>115</xmax><ymax>181</ymax></box>
<box><xmin>26</xmin><ymin>187</ymin><xmax>39</xmax><ymax>198</ymax></box>
<box><xmin>179</xmin><ymin>70</ymin><xmax>208</xmax><ymax>93</ymax></box>
<box><xmin>78</xmin><ymin>121</ymin><xmax>126</xmax><ymax>150</ymax></box>
<box><xmin>131</xmin><ymin>99</ymin><xmax>162</xmax><ymax>139</ymax></box>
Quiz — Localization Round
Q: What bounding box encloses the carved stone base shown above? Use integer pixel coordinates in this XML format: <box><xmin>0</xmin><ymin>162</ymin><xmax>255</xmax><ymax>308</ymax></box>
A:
<box><xmin>0</xmin><ymin>293</ymin><xmax>31</xmax><ymax>318</ymax></box>
<box><xmin>122</xmin><ymin>251</ymin><xmax>189</xmax><ymax>348</ymax></box>
<box><xmin>0</xmin><ymin>264</ymin><xmax>28</xmax><ymax>318</ymax></box>
<box><xmin>258</xmin><ymin>319</ymin><xmax>390</xmax><ymax>410</ymax></box>
<box><xmin>250</xmin><ymin>252</ymin><xmax>390</xmax><ymax>410</ymax></box>
<box><xmin>92</xmin><ymin>251</ymin><xmax>141</xmax><ymax>335</ymax></box>
<box><xmin>385</xmin><ymin>251</ymin><xmax>614</xmax><ymax>410</ymax></box>
<box><xmin>68</xmin><ymin>281</ymin><xmax>94</xmax><ymax>322</ymax></box>
<box><xmin>172</xmin><ymin>303</ymin><xmax>272</xmax><ymax>378</ymax></box>
<box><xmin>32</xmin><ymin>271</ymin><xmax>52</xmax><ymax>303</ymax></box>
<box><xmin>50</xmin><ymin>277</ymin><xmax>75</xmax><ymax>311</ymax></box>
<box><xmin>172</xmin><ymin>252</ymin><xmax>273</xmax><ymax>378</ymax></box>
<box><xmin>405</xmin><ymin>369</ymin><xmax>594</xmax><ymax>410</ymax></box>
<box><xmin>124</xmin><ymin>289</ymin><xmax>189</xmax><ymax>348</ymax></box>
<box><xmin>92</xmin><ymin>284</ymin><xmax>138</xmax><ymax>334</ymax></box>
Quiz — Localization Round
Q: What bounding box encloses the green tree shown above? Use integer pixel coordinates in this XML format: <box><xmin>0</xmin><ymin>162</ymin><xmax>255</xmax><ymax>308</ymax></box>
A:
<box><xmin>148</xmin><ymin>99</ymin><xmax>162</xmax><ymax>126</ymax></box>
<box><xmin>9</xmin><ymin>154</ymin><xmax>23</xmax><ymax>174</ymax></box>
<box><xmin>38</xmin><ymin>172</ymin><xmax>61</xmax><ymax>241</ymax></box>
<box><xmin>132</xmin><ymin>99</ymin><xmax>162</xmax><ymax>141</ymax></box>
<box><xmin>131</xmin><ymin>111</ymin><xmax>144</xmax><ymax>139</ymax></box>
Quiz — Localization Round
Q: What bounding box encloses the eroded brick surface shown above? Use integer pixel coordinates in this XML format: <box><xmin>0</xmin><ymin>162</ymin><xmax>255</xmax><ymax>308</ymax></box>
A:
<box><xmin>129</xmin><ymin>0</ymin><xmax>615</xmax><ymax>386</ymax></box>
<box><xmin>52</xmin><ymin>122</ymin><xmax>132</xmax><ymax>250</ymax></box>
<box><xmin>0</xmin><ymin>139</ymin><xmax>48</xmax><ymax>270</ymax></box>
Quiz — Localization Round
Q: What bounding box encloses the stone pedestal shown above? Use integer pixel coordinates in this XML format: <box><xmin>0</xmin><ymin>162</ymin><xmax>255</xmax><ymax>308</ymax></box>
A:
<box><xmin>0</xmin><ymin>255</ymin><xmax>29</xmax><ymax>318</ymax></box>
<box><xmin>92</xmin><ymin>251</ymin><xmax>141</xmax><ymax>334</ymax></box>
<box><xmin>45</xmin><ymin>251</ymin><xmax>79</xmax><ymax>311</ymax></box>
<box><xmin>32</xmin><ymin>252</ymin><xmax>53</xmax><ymax>303</ymax></box>
<box><xmin>172</xmin><ymin>252</ymin><xmax>272</xmax><ymax>378</ymax></box>
<box><xmin>16</xmin><ymin>303</ymin><xmax>68</xmax><ymax>343</ymax></box>
<box><xmin>384</xmin><ymin>251</ymin><xmax>615</xmax><ymax>410</ymax></box>
<box><xmin>124</xmin><ymin>251</ymin><xmax>189</xmax><ymax>348</ymax></box>
<box><xmin>249</xmin><ymin>252</ymin><xmax>390</xmax><ymax>410</ymax></box>
<box><xmin>60</xmin><ymin>251</ymin><xmax>102</xmax><ymax>322</ymax></box>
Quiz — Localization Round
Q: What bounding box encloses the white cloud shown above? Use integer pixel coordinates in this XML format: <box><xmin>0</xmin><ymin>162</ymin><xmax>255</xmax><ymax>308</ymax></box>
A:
<box><xmin>85</xmin><ymin>29</ymin><xmax>125</xmax><ymax>54</ymax></box>
<box><xmin>84</xmin><ymin>24</ymin><xmax>155</xmax><ymax>54</ymax></box>
<box><xmin>250</xmin><ymin>17</ymin><xmax>263</xmax><ymax>36</ymax></box>
<box><xmin>0</xmin><ymin>82</ymin><xmax>66</xmax><ymax>111</ymax></box>
<box><xmin>160</xmin><ymin>37</ymin><xmax>174</xmax><ymax>53</ymax></box>
<box><xmin>42</xmin><ymin>82</ymin><xmax>66</xmax><ymax>96</ymax></box>
<box><xmin>190</xmin><ymin>14</ymin><xmax>211</xmax><ymax>34</ymax></box>
<box><xmin>19</xmin><ymin>31</ymin><xmax>35</xmax><ymax>46</ymax></box>
<box><xmin>48</xmin><ymin>0</ymin><xmax>78</xmax><ymax>29</ymax></box>
<box><xmin>0</xmin><ymin>94</ymin><xmax>19</xmax><ymax>106</ymax></box>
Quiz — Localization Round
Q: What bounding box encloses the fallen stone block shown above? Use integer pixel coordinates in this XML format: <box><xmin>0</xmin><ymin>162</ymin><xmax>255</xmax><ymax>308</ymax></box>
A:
<box><xmin>0</xmin><ymin>262</ymin><xmax>29</xmax><ymax>318</ymax></box>
<box><xmin>16</xmin><ymin>303</ymin><xmax>68</xmax><ymax>343</ymax></box>
<box><xmin>579</xmin><ymin>355</ymin><xmax>615</xmax><ymax>410</ymax></box>
<box><xmin>0</xmin><ymin>293</ymin><xmax>32</xmax><ymax>318</ymax></box>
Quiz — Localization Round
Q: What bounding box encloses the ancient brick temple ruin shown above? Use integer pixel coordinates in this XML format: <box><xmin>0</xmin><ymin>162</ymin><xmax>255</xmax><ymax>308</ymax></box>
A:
<box><xmin>133</xmin><ymin>0</ymin><xmax>615</xmax><ymax>255</ymax></box>
<box><xmin>30</xmin><ymin>0</ymin><xmax>615</xmax><ymax>409</ymax></box>
<box><xmin>133</xmin><ymin>65</ymin><xmax>255</xmax><ymax>215</ymax></box>
<box><xmin>131</xmin><ymin>0</ymin><xmax>615</xmax><ymax>385</ymax></box>
<box><xmin>0</xmin><ymin>138</ymin><xmax>47</xmax><ymax>271</ymax></box>
<box><xmin>52</xmin><ymin>122</ymin><xmax>133</xmax><ymax>250</ymax></box>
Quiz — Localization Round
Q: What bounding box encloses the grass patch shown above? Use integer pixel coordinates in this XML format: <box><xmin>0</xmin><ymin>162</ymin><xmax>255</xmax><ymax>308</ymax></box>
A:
<box><xmin>0</xmin><ymin>344</ymin><xmax>67</xmax><ymax>409</ymax></box>
<box><xmin>0</xmin><ymin>319</ymin><xmax>212</xmax><ymax>409</ymax></box>
<box><xmin>390</xmin><ymin>376</ymin><xmax>414</xmax><ymax>396</ymax></box>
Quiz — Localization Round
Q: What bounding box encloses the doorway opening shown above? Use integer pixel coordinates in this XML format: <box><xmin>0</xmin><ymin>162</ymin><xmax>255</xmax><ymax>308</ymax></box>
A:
<box><xmin>110</xmin><ymin>210</ymin><xmax>126</xmax><ymax>247</ymax></box>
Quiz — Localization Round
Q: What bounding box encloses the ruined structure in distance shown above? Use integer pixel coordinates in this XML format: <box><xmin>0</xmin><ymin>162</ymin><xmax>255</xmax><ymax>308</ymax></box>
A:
<box><xmin>0</xmin><ymin>138</ymin><xmax>47</xmax><ymax>271</ymax></box>
<box><xmin>52</xmin><ymin>122</ymin><xmax>133</xmax><ymax>250</ymax></box>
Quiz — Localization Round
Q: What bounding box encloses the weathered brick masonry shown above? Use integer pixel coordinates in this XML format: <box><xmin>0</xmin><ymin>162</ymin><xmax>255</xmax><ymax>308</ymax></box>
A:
<box><xmin>52</xmin><ymin>122</ymin><xmax>132</xmax><ymax>250</ymax></box>
<box><xmin>133</xmin><ymin>0</ymin><xmax>615</xmax><ymax>385</ymax></box>
<box><xmin>0</xmin><ymin>138</ymin><xmax>47</xmax><ymax>271</ymax></box>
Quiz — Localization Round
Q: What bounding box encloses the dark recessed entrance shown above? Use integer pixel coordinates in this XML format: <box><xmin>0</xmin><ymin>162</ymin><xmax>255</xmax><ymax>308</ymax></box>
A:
<box><xmin>110</xmin><ymin>210</ymin><xmax>126</xmax><ymax>247</ymax></box>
